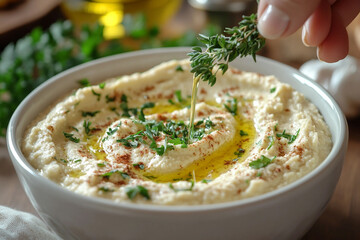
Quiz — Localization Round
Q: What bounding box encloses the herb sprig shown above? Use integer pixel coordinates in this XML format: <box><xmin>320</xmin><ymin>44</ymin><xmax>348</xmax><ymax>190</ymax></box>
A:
<box><xmin>188</xmin><ymin>13</ymin><xmax>265</xmax><ymax>86</ymax></box>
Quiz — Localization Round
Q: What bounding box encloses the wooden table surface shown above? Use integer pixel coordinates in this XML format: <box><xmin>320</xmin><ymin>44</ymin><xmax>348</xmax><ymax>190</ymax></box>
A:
<box><xmin>0</xmin><ymin>1</ymin><xmax>360</xmax><ymax>239</ymax></box>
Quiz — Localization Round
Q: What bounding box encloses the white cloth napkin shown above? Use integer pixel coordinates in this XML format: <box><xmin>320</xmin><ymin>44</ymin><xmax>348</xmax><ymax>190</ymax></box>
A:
<box><xmin>0</xmin><ymin>206</ymin><xmax>61</xmax><ymax>240</ymax></box>
<box><xmin>299</xmin><ymin>56</ymin><xmax>360</xmax><ymax>118</ymax></box>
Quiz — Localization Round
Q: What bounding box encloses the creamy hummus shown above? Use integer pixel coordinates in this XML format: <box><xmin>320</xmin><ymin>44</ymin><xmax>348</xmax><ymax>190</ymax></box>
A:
<box><xmin>22</xmin><ymin>59</ymin><xmax>332</xmax><ymax>205</ymax></box>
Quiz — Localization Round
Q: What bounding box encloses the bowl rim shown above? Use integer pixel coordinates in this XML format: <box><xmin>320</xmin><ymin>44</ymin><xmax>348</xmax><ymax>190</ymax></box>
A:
<box><xmin>7</xmin><ymin>47</ymin><xmax>348</xmax><ymax>213</ymax></box>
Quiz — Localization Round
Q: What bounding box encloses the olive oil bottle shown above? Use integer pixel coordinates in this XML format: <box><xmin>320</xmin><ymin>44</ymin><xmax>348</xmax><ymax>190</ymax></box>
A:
<box><xmin>61</xmin><ymin>0</ymin><xmax>182</xmax><ymax>39</ymax></box>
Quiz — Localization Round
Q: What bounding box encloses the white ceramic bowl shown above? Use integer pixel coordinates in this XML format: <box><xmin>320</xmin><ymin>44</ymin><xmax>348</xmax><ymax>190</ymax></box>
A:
<box><xmin>7</xmin><ymin>48</ymin><xmax>348</xmax><ymax>240</ymax></box>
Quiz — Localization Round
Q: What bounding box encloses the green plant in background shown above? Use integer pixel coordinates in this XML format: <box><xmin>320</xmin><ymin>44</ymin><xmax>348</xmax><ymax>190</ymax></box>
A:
<box><xmin>0</xmin><ymin>15</ymin><xmax>220</xmax><ymax>137</ymax></box>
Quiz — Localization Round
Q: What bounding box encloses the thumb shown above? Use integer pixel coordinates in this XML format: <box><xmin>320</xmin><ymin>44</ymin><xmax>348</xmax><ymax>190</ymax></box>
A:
<box><xmin>257</xmin><ymin>0</ymin><xmax>322</xmax><ymax>39</ymax></box>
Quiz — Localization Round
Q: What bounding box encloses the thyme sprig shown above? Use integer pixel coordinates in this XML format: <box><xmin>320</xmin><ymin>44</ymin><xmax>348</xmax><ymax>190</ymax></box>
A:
<box><xmin>188</xmin><ymin>13</ymin><xmax>265</xmax><ymax>86</ymax></box>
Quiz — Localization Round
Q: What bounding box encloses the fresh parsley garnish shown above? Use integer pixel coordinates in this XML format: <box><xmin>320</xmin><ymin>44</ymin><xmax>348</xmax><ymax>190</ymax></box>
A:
<box><xmin>201</xmin><ymin>179</ymin><xmax>212</xmax><ymax>183</ymax></box>
<box><xmin>240</xmin><ymin>130</ymin><xmax>248</xmax><ymax>136</ymax></box>
<box><xmin>63</xmin><ymin>132</ymin><xmax>80</xmax><ymax>143</ymax></box>
<box><xmin>120</xmin><ymin>94</ymin><xmax>138</xmax><ymax>117</ymax></box>
<box><xmin>78</xmin><ymin>78</ymin><xmax>90</xmax><ymax>87</ymax></box>
<box><xmin>175</xmin><ymin>65</ymin><xmax>184</xmax><ymax>72</ymax></box>
<box><xmin>81</xmin><ymin>111</ymin><xmax>100</xmax><ymax>117</ymax></box>
<box><xmin>99</xmin><ymin>187</ymin><xmax>113</xmax><ymax>192</ymax></box>
<box><xmin>133</xmin><ymin>163</ymin><xmax>145</xmax><ymax>170</ymax></box>
<box><xmin>117</xmin><ymin>131</ymin><xmax>145</xmax><ymax>148</ymax></box>
<box><xmin>234</xmin><ymin>148</ymin><xmax>245</xmax><ymax>157</ymax></box>
<box><xmin>83</xmin><ymin>120</ymin><xmax>93</xmax><ymax>135</ymax></box>
<box><xmin>99</xmin><ymin>83</ymin><xmax>105</xmax><ymax>89</ymax></box>
<box><xmin>249</xmin><ymin>155</ymin><xmax>276</xmax><ymax>169</ymax></box>
<box><xmin>125</xmin><ymin>185</ymin><xmax>150</xmax><ymax>200</ymax></box>
<box><xmin>138</xmin><ymin>102</ymin><xmax>155</xmax><ymax>121</ymax></box>
<box><xmin>117</xmin><ymin>117</ymin><xmax>206</xmax><ymax>156</ymax></box>
<box><xmin>270</xmin><ymin>87</ymin><xmax>276</xmax><ymax>93</ymax></box>
<box><xmin>59</xmin><ymin>158</ymin><xmax>68</xmax><ymax>164</ymax></box>
<box><xmin>102</xmin><ymin>170</ymin><xmax>130</xmax><ymax>180</ymax></box>
<box><xmin>106</xmin><ymin>95</ymin><xmax>116</xmax><ymax>103</ymax></box>
<box><xmin>224</xmin><ymin>98</ymin><xmax>238</xmax><ymax>116</ymax></box>
<box><xmin>267</xmin><ymin>135</ymin><xmax>274</xmax><ymax>150</ymax></box>
<box><xmin>91</xmin><ymin>88</ymin><xmax>101</xmax><ymax>101</ymax></box>
<box><xmin>174</xmin><ymin>90</ymin><xmax>183</xmax><ymax>103</ymax></box>
<box><xmin>276</xmin><ymin>129</ymin><xmax>300</xmax><ymax>144</ymax></box>
<box><xmin>71</xmin><ymin>126</ymin><xmax>79</xmax><ymax>132</ymax></box>
<box><xmin>107</xmin><ymin>127</ymin><xmax>118</xmax><ymax>136</ymax></box>
<box><xmin>110</xmin><ymin>107</ymin><xmax>120</xmax><ymax>116</ymax></box>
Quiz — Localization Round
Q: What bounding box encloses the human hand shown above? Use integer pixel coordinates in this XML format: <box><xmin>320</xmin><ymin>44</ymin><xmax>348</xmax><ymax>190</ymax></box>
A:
<box><xmin>257</xmin><ymin>0</ymin><xmax>360</xmax><ymax>62</ymax></box>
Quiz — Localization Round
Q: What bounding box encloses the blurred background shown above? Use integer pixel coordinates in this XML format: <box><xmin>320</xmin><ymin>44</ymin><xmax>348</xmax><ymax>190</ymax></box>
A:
<box><xmin>1</xmin><ymin>0</ymin><xmax>360</xmax><ymax>65</ymax></box>
<box><xmin>0</xmin><ymin>1</ymin><xmax>360</xmax><ymax>239</ymax></box>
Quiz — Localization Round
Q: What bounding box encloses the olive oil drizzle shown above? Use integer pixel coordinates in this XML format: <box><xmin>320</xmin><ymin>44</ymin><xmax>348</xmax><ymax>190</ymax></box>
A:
<box><xmin>188</xmin><ymin>75</ymin><xmax>201</xmax><ymax>141</ymax></box>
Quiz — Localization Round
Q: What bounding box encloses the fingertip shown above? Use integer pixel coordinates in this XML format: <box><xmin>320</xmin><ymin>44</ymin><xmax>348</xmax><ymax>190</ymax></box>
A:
<box><xmin>258</xmin><ymin>4</ymin><xmax>290</xmax><ymax>39</ymax></box>
<box><xmin>304</xmin><ymin>0</ymin><xmax>332</xmax><ymax>47</ymax></box>
<box><xmin>317</xmin><ymin>13</ymin><xmax>349</xmax><ymax>63</ymax></box>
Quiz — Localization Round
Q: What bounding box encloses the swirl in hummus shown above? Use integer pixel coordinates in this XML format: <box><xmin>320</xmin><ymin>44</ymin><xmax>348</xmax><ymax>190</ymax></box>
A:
<box><xmin>22</xmin><ymin>59</ymin><xmax>332</xmax><ymax>205</ymax></box>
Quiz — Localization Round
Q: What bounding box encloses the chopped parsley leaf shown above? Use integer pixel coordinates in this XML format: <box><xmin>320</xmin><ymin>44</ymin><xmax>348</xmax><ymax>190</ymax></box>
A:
<box><xmin>83</xmin><ymin>120</ymin><xmax>93</xmax><ymax>135</ymax></box>
<box><xmin>91</xmin><ymin>88</ymin><xmax>101</xmax><ymax>101</ymax></box>
<box><xmin>234</xmin><ymin>148</ymin><xmax>245</xmax><ymax>157</ymax></box>
<box><xmin>175</xmin><ymin>65</ymin><xmax>184</xmax><ymax>72</ymax></box>
<box><xmin>78</xmin><ymin>78</ymin><xmax>90</xmax><ymax>87</ymax></box>
<box><xmin>133</xmin><ymin>163</ymin><xmax>145</xmax><ymax>170</ymax></box>
<box><xmin>267</xmin><ymin>135</ymin><xmax>274</xmax><ymax>150</ymax></box>
<box><xmin>276</xmin><ymin>129</ymin><xmax>300</xmax><ymax>144</ymax></box>
<box><xmin>120</xmin><ymin>95</ymin><xmax>138</xmax><ymax>118</ymax></box>
<box><xmin>81</xmin><ymin>111</ymin><xmax>100</xmax><ymax>117</ymax></box>
<box><xmin>99</xmin><ymin>187</ymin><xmax>113</xmax><ymax>192</ymax></box>
<box><xmin>174</xmin><ymin>90</ymin><xmax>183</xmax><ymax>103</ymax></box>
<box><xmin>121</xmin><ymin>94</ymin><xmax>127</xmax><ymax>103</ymax></box>
<box><xmin>249</xmin><ymin>155</ymin><xmax>276</xmax><ymax>169</ymax></box>
<box><xmin>110</xmin><ymin>107</ymin><xmax>120</xmax><ymax>116</ymax></box>
<box><xmin>270</xmin><ymin>87</ymin><xmax>276</xmax><ymax>93</ymax></box>
<box><xmin>63</xmin><ymin>132</ymin><xmax>80</xmax><ymax>143</ymax></box>
<box><xmin>240</xmin><ymin>130</ymin><xmax>248</xmax><ymax>136</ymax></box>
<box><xmin>117</xmin><ymin>131</ymin><xmax>145</xmax><ymax>148</ymax></box>
<box><xmin>97</xmin><ymin>162</ymin><xmax>106</xmax><ymax>167</ymax></box>
<box><xmin>224</xmin><ymin>98</ymin><xmax>238</xmax><ymax>116</ymax></box>
<box><xmin>168</xmin><ymin>99</ymin><xmax>175</xmax><ymax>105</ymax></box>
<box><xmin>106</xmin><ymin>95</ymin><xmax>116</xmax><ymax>103</ymax></box>
<box><xmin>125</xmin><ymin>186</ymin><xmax>150</xmax><ymax>200</ymax></box>
<box><xmin>107</xmin><ymin>127</ymin><xmax>118</xmax><ymax>136</ymax></box>
<box><xmin>71</xmin><ymin>126</ymin><xmax>79</xmax><ymax>132</ymax></box>
<box><xmin>145</xmin><ymin>175</ymin><xmax>157</xmax><ymax>180</ymax></box>
<box><xmin>99</xmin><ymin>83</ymin><xmax>105</xmax><ymax>89</ymax></box>
<box><xmin>201</xmin><ymin>179</ymin><xmax>212</xmax><ymax>183</ymax></box>
<box><xmin>168</xmin><ymin>138</ymin><xmax>183</xmax><ymax>145</ymax></box>
<box><xmin>60</xmin><ymin>158</ymin><xmax>68</xmax><ymax>164</ymax></box>
<box><xmin>102</xmin><ymin>170</ymin><xmax>130</xmax><ymax>180</ymax></box>
<box><xmin>139</xmin><ymin>102</ymin><xmax>155</xmax><ymax>121</ymax></box>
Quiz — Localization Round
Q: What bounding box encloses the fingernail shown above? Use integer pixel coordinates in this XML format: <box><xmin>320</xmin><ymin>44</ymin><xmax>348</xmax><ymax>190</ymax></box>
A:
<box><xmin>258</xmin><ymin>5</ymin><xmax>289</xmax><ymax>39</ymax></box>
<box><xmin>302</xmin><ymin>23</ymin><xmax>310</xmax><ymax>47</ymax></box>
<box><xmin>317</xmin><ymin>47</ymin><xmax>325</xmax><ymax>62</ymax></box>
